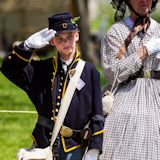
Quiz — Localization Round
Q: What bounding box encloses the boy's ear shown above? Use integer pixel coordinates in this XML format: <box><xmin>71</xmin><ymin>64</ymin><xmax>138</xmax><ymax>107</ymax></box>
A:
<box><xmin>75</xmin><ymin>32</ymin><xmax>79</xmax><ymax>41</ymax></box>
<box><xmin>49</xmin><ymin>38</ymin><xmax>55</xmax><ymax>46</ymax></box>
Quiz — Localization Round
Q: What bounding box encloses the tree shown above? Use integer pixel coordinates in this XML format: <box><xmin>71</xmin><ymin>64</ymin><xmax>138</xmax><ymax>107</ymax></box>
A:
<box><xmin>70</xmin><ymin>0</ymin><xmax>97</xmax><ymax>63</ymax></box>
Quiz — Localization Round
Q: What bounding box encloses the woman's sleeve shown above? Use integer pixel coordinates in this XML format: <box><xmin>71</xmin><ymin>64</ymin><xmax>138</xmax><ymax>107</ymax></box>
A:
<box><xmin>101</xmin><ymin>25</ymin><xmax>142</xmax><ymax>85</ymax></box>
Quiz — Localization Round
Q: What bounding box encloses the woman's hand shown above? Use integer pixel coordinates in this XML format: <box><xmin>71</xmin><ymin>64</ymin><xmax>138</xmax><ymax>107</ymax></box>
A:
<box><xmin>137</xmin><ymin>46</ymin><xmax>148</xmax><ymax>61</ymax></box>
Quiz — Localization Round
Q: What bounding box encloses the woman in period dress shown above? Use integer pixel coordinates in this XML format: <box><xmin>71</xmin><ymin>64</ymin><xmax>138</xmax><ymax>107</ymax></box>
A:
<box><xmin>100</xmin><ymin>0</ymin><xmax>160</xmax><ymax>159</ymax></box>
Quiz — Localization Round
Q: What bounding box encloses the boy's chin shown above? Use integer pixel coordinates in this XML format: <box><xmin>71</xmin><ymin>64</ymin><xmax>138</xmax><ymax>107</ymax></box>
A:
<box><xmin>63</xmin><ymin>49</ymin><xmax>73</xmax><ymax>55</ymax></box>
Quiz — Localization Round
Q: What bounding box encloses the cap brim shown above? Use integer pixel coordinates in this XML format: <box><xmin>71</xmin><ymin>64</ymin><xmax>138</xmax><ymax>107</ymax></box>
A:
<box><xmin>56</xmin><ymin>28</ymin><xmax>79</xmax><ymax>33</ymax></box>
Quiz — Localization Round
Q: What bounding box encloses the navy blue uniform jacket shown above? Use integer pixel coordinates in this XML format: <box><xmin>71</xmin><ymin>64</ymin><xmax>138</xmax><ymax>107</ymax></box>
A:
<box><xmin>1</xmin><ymin>44</ymin><xmax>104</xmax><ymax>153</ymax></box>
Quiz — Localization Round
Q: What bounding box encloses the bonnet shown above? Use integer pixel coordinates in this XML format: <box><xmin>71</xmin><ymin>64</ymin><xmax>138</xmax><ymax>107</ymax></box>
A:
<box><xmin>111</xmin><ymin>0</ymin><xmax>158</xmax><ymax>21</ymax></box>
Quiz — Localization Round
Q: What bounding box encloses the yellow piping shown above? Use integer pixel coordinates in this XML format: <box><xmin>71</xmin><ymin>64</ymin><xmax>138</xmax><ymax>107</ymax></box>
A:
<box><xmin>62</xmin><ymin>49</ymin><xmax>80</xmax><ymax>97</ymax></box>
<box><xmin>14</xmin><ymin>52</ymin><xmax>30</xmax><ymax>62</ymax></box>
<box><xmin>92</xmin><ymin>129</ymin><xmax>104</xmax><ymax>136</ymax></box>
<box><xmin>61</xmin><ymin>136</ymin><xmax>81</xmax><ymax>153</ymax></box>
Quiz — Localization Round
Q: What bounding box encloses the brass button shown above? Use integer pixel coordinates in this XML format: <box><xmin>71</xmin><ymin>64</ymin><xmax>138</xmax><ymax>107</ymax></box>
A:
<box><xmin>51</xmin><ymin>79</ymin><xmax>53</xmax><ymax>82</ymax></box>
<box><xmin>56</xmin><ymin>102</ymin><xmax>60</xmax><ymax>106</ymax></box>
<box><xmin>8</xmin><ymin>56</ymin><xmax>11</xmax><ymax>59</ymax></box>
<box><xmin>60</xmin><ymin>83</ymin><xmax>63</xmax><ymax>86</ymax></box>
<box><xmin>51</xmin><ymin>117</ymin><xmax>54</xmax><ymax>120</ymax></box>
<box><xmin>55</xmin><ymin>108</ymin><xmax>59</xmax><ymax>112</ymax></box>
<box><xmin>49</xmin><ymin>132</ymin><xmax>52</xmax><ymax>135</ymax></box>
<box><xmin>57</xmin><ymin>96</ymin><xmax>61</xmax><ymax>99</ymax></box>
<box><xmin>58</xmin><ymin>89</ymin><xmax>62</xmax><ymax>92</ymax></box>
<box><xmin>52</xmin><ymin>110</ymin><xmax>54</xmax><ymax>113</ymax></box>
<box><xmin>61</xmin><ymin>77</ymin><xmax>64</xmax><ymax>80</ymax></box>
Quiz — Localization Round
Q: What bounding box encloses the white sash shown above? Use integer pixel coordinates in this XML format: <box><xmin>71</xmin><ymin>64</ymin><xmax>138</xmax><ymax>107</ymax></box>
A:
<box><xmin>19</xmin><ymin>59</ymin><xmax>85</xmax><ymax>160</ymax></box>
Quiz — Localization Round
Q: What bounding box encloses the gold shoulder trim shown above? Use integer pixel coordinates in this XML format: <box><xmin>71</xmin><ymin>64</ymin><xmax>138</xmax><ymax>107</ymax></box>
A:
<box><xmin>13</xmin><ymin>51</ymin><xmax>30</xmax><ymax>62</ymax></box>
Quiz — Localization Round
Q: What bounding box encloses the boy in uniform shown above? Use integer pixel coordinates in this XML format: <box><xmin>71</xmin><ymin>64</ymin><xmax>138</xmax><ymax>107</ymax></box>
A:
<box><xmin>1</xmin><ymin>12</ymin><xmax>104</xmax><ymax>160</ymax></box>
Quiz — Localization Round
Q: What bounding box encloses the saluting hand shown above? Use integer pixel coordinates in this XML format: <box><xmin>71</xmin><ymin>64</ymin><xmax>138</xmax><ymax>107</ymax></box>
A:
<box><xmin>24</xmin><ymin>28</ymin><xmax>56</xmax><ymax>50</ymax></box>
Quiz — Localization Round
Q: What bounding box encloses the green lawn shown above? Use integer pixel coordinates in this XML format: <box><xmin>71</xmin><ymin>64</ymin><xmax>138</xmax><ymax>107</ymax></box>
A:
<box><xmin>0</xmin><ymin>71</ymin><xmax>37</xmax><ymax>160</ymax></box>
<box><xmin>0</xmin><ymin>113</ymin><xmax>37</xmax><ymax>160</ymax></box>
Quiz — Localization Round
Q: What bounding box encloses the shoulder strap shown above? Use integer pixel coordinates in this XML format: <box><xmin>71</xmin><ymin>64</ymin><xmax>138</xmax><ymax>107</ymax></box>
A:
<box><xmin>110</xmin><ymin>70</ymin><xmax>119</xmax><ymax>93</ymax></box>
<box><xmin>50</xmin><ymin>59</ymin><xmax>85</xmax><ymax>147</ymax></box>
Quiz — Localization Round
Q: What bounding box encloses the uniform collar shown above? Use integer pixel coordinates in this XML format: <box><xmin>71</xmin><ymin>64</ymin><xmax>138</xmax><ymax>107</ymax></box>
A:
<box><xmin>53</xmin><ymin>49</ymin><xmax>80</xmax><ymax>72</ymax></box>
<box><xmin>60</xmin><ymin>58</ymin><xmax>74</xmax><ymax>66</ymax></box>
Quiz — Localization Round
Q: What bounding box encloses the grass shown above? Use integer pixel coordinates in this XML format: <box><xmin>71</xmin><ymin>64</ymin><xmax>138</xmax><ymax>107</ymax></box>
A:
<box><xmin>0</xmin><ymin>73</ymin><xmax>34</xmax><ymax>110</ymax></box>
<box><xmin>0</xmin><ymin>66</ymin><xmax>37</xmax><ymax>159</ymax></box>
<box><xmin>0</xmin><ymin>58</ymin><xmax>107</xmax><ymax>159</ymax></box>
<box><xmin>0</xmin><ymin>113</ymin><xmax>37</xmax><ymax>160</ymax></box>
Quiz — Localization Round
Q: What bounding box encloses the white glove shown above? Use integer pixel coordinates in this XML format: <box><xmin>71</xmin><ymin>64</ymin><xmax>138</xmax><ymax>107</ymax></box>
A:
<box><xmin>143</xmin><ymin>37</ymin><xmax>160</xmax><ymax>56</ymax></box>
<box><xmin>84</xmin><ymin>149</ymin><xmax>99</xmax><ymax>160</ymax></box>
<box><xmin>17</xmin><ymin>146</ymin><xmax>52</xmax><ymax>160</ymax></box>
<box><xmin>17</xmin><ymin>148</ymin><xmax>29</xmax><ymax>160</ymax></box>
<box><xmin>24</xmin><ymin>28</ymin><xmax>56</xmax><ymax>49</ymax></box>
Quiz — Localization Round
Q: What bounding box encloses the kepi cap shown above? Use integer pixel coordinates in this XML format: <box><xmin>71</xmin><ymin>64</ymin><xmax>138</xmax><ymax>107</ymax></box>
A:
<box><xmin>48</xmin><ymin>12</ymin><xmax>79</xmax><ymax>32</ymax></box>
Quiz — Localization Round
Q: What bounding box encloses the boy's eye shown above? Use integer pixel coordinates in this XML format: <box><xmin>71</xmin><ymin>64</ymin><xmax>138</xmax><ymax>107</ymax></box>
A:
<box><xmin>68</xmin><ymin>36</ymin><xmax>73</xmax><ymax>39</ymax></box>
<box><xmin>55</xmin><ymin>36</ymin><xmax>74</xmax><ymax>42</ymax></box>
<box><xmin>56</xmin><ymin>38</ymin><xmax>62</xmax><ymax>41</ymax></box>
<box><xmin>55</xmin><ymin>38</ymin><xmax>63</xmax><ymax>42</ymax></box>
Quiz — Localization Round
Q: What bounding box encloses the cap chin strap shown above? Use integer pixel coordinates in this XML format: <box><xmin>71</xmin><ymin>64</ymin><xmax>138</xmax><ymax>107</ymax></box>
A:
<box><xmin>127</xmin><ymin>2</ymin><xmax>150</xmax><ymax>19</ymax></box>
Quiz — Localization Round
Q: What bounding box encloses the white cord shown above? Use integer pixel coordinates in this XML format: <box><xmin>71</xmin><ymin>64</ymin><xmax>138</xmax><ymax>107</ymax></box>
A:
<box><xmin>0</xmin><ymin>110</ymin><xmax>36</xmax><ymax>114</ymax></box>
